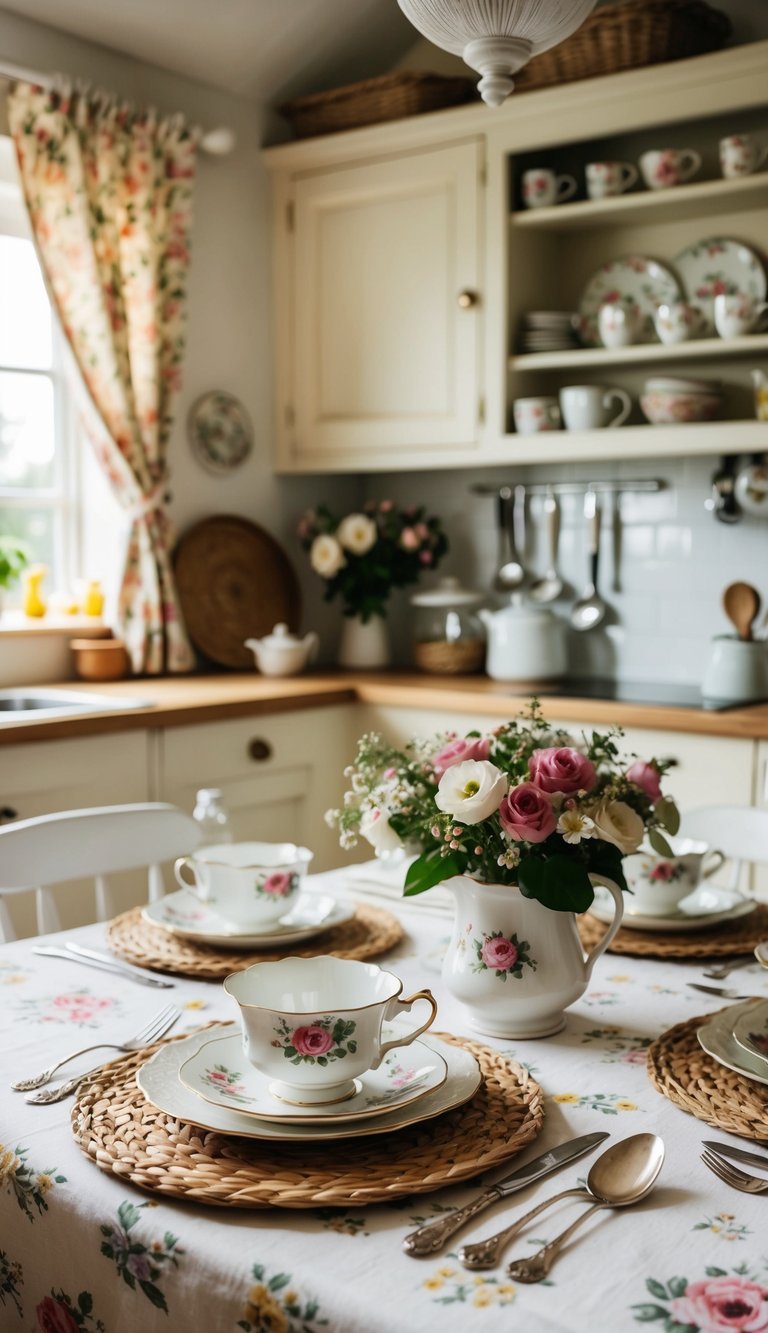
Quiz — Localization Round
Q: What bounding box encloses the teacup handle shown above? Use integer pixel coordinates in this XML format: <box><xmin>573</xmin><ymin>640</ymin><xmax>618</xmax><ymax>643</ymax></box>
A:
<box><xmin>679</xmin><ymin>149</ymin><xmax>702</xmax><ymax>183</ymax></box>
<box><xmin>604</xmin><ymin>387</ymin><xmax>632</xmax><ymax>428</ymax></box>
<box><xmin>375</xmin><ymin>989</ymin><xmax>438</xmax><ymax>1066</ymax></box>
<box><xmin>583</xmin><ymin>878</ymin><xmax>624</xmax><ymax>981</ymax></box>
<box><xmin>174</xmin><ymin>856</ymin><xmax>198</xmax><ymax>891</ymax></box>
<box><xmin>556</xmin><ymin>174</ymin><xmax>577</xmax><ymax>203</ymax></box>
<box><xmin>753</xmin><ymin>302</ymin><xmax>768</xmax><ymax>333</ymax></box>
<box><xmin>758</xmin><ymin>145</ymin><xmax>768</xmax><ymax>170</ymax></box>
<box><xmin>619</xmin><ymin>162</ymin><xmax>638</xmax><ymax>191</ymax></box>
<box><xmin>702</xmin><ymin>849</ymin><xmax>726</xmax><ymax>880</ymax></box>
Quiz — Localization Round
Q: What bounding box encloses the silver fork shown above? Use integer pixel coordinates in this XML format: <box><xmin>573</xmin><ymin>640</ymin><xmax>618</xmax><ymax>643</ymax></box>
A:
<box><xmin>14</xmin><ymin>1003</ymin><xmax>180</xmax><ymax>1094</ymax></box>
<box><xmin>703</xmin><ymin>958</ymin><xmax>754</xmax><ymax>981</ymax></box>
<box><xmin>701</xmin><ymin>1148</ymin><xmax>768</xmax><ymax>1194</ymax></box>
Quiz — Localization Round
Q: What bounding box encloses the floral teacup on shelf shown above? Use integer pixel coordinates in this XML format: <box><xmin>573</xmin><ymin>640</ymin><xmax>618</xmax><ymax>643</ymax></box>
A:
<box><xmin>652</xmin><ymin>301</ymin><xmax>706</xmax><ymax>345</ymax></box>
<box><xmin>623</xmin><ymin>838</ymin><xmax>725</xmax><ymax>915</ymax></box>
<box><xmin>639</xmin><ymin>148</ymin><xmax>701</xmax><ymax>190</ymax></box>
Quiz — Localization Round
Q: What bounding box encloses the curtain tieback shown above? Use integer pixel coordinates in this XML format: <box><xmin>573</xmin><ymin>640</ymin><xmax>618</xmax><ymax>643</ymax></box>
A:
<box><xmin>126</xmin><ymin>480</ymin><xmax>168</xmax><ymax>523</ymax></box>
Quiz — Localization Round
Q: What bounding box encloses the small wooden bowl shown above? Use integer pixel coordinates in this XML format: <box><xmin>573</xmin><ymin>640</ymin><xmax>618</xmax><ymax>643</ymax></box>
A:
<box><xmin>70</xmin><ymin>638</ymin><xmax>130</xmax><ymax>682</ymax></box>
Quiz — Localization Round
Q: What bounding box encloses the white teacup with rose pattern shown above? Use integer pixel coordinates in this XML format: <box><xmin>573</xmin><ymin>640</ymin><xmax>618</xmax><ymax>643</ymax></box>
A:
<box><xmin>720</xmin><ymin>134</ymin><xmax>768</xmax><ymax>179</ymax></box>
<box><xmin>652</xmin><ymin>301</ymin><xmax>706</xmax><ymax>345</ymax></box>
<box><xmin>639</xmin><ymin>148</ymin><xmax>701</xmax><ymax>190</ymax></box>
<box><xmin>522</xmin><ymin>168</ymin><xmax>577</xmax><ymax>208</ymax></box>
<box><xmin>585</xmin><ymin>160</ymin><xmax>638</xmax><ymax>199</ymax></box>
<box><xmin>224</xmin><ymin>955</ymin><xmax>438</xmax><ymax>1104</ymax></box>
<box><xmin>598</xmin><ymin>301</ymin><xmax>643</xmax><ymax>348</ymax></box>
<box><xmin>623</xmin><ymin>838</ymin><xmax>725</xmax><ymax>916</ymax></box>
<box><xmin>713</xmin><ymin>293</ymin><xmax>768</xmax><ymax>339</ymax></box>
<box><xmin>174</xmin><ymin>841</ymin><xmax>312</xmax><ymax>928</ymax></box>
<box><xmin>513</xmin><ymin>395</ymin><xmax>562</xmax><ymax>434</ymax></box>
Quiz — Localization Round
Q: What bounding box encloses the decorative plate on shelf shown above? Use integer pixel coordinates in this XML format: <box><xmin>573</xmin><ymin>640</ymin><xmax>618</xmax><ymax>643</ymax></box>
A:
<box><xmin>187</xmin><ymin>390</ymin><xmax>254</xmax><ymax>474</ymax></box>
<box><xmin>576</xmin><ymin>254</ymin><xmax>682</xmax><ymax>346</ymax></box>
<box><xmin>672</xmin><ymin>236</ymin><xmax>767</xmax><ymax>334</ymax></box>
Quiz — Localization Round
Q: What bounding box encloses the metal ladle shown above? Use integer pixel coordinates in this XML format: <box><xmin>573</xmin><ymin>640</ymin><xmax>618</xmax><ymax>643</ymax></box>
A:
<box><xmin>529</xmin><ymin>489</ymin><xmax>563</xmax><ymax>604</ymax></box>
<box><xmin>506</xmin><ymin>1133</ymin><xmax>665</xmax><ymax>1283</ymax></box>
<box><xmin>493</xmin><ymin>486</ymin><xmax>525</xmax><ymax>594</ymax></box>
<box><xmin>570</xmin><ymin>489</ymin><xmax>606</xmax><ymax>631</ymax></box>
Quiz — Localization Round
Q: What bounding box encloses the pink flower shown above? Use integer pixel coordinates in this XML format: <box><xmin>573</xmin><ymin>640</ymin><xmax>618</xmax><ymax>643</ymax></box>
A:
<box><xmin>626</xmin><ymin>759</ymin><xmax>663</xmax><ymax>802</ymax></box>
<box><xmin>480</xmin><ymin>934</ymin><xmax>518</xmax><ymax>971</ymax></box>
<box><xmin>292</xmin><ymin>1025</ymin><xmax>334</xmax><ymax>1057</ymax></box>
<box><xmin>262</xmin><ymin>871</ymin><xmax>295</xmax><ymax>897</ymax></box>
<box><xmin>528</xmin><ymin>747</ymin><xmax>597</xmax><ymax>795</ymax></box>
<box><xmin>400</xmin><ymin>527</ymin><xmax>419</xmax><ymax>550</ymax></box>
<box><xmin>499</xmin><ymin>783</ymin><xmax>556</xmax><ymax>843</ymax></box>
<box><xmin>432</xmin><ymin>736</ymin><xmax>491</xmax><ymax>777</ymax></box>
<box><xmin>419</xmin><ymin>551</ymin><xmax>433</xmax><ymax>564</ymax></box>
<box><xmin>379</xmin><ymin>499</ymin><xmax>393</xmax><ymax>512</ymax></box>
<box><xmin>209</xmin><ymin>1070</ymin><xmax>228</xmax><ymax>1082</ymax></box>
<box><xmin>36</xmin><ymin>1297</ymin><xmax>80</xmax><ymax>1333</ymax></box>
<box><xmin>649</xmin><ymin>861</ymin><xmax>677</xmax><ymax>881</ymax></box>
<box><xmin>669</xmin><ymin>1275</ymin><xmax>768</xmax><ymax>1332</ymax></box>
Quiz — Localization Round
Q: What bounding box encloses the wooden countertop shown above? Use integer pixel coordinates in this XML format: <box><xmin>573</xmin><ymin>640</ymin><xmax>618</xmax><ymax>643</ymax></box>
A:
<box><xmin>1</xmin><ymin>672</ymin><xmax>767</xmax><ymax>744</ymax></box>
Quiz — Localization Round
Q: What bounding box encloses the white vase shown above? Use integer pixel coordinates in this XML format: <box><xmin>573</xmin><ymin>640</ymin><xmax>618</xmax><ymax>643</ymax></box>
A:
<box><xmin>338</xmin><ymin>614</ymin><xmax>390</xmax><ymax>669</ymax></box>
<box><xmin>442</xmin><ymin>876</ymin><xmax>624</xmax><ymax>1039</ymax></box>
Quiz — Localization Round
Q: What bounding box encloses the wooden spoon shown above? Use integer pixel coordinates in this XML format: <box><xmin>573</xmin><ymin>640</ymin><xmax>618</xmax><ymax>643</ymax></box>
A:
<box><xmin>723</xmin><ymin>581</ymin><xmax>761</xmax><ymax>641</ymax></box>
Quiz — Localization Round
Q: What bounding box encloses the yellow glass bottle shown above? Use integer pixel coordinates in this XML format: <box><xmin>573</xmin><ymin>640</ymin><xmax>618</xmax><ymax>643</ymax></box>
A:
<box><xmin>23</xmin><ymin>564</ymin><xmax>47</xmax><ymax>618</ymax></box>
<box><xmin>83</xmin><ymin>579</ymin><xmax>104</xmax><ymax>617</ymax></box>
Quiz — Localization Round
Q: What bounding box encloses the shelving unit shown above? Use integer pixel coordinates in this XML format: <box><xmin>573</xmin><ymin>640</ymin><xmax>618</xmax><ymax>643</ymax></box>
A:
<box><xmin>487</xmin><ymin>420</ymin><xmax>768</xmax><ymax>467</ymax></box>
<box><xmin>511</xmin><ymin>334</ymin><xmax>768</xmax><ymax>373</ymax></box>
<box><xmin>510</xmin><ymin>172</ymin><xmax>768</xmax><ymax>232</ymax></box>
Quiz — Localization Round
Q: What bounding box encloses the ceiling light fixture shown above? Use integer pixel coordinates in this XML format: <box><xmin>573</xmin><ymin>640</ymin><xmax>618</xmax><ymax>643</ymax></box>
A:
<box><xmin>396</xmin><ymin>0</ymin><xmax>598</xmax><ymax>107</ymax></box>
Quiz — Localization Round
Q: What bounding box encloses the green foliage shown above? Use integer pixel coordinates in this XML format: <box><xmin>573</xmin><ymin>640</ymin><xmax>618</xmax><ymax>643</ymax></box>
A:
<box><xmin>0</xmin><ymin>535</ymin><xmax>30</xmax><ymax>591</ymax></box>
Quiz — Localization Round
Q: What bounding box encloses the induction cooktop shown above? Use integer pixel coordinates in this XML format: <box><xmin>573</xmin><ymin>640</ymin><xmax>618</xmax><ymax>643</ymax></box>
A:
<box><xmin>537</xmin><ymin>678</ymin><xmax>766</xmax><ymax>712</ymax></box>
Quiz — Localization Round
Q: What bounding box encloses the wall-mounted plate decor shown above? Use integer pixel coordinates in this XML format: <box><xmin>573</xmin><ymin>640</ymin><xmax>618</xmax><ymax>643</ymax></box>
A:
<box><xmin>187</xmin><ymin>390</ymin><xmax>253</xmax><ymax>474</ymax></box>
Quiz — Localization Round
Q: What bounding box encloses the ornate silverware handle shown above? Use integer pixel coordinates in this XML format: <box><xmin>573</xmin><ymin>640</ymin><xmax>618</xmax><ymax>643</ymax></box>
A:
<box><xmin>507</xmin><ymin>1202</ymin><xmax>605</xmax><ymax>1283</ymax></box>
<box><xmin>26</xmin><ymin>1064</ymin><xmax>103</xmax><ymax>1104</ymax></box>
<box><xmin>402</xmin><ymin>1188</ymin><xmax>501</xmax><ymax>1256</ymax></box>
<box><xmin>458</xmin><ymin>1187</ymin><xmax>589</xmax><ymax>1270</ymax></box>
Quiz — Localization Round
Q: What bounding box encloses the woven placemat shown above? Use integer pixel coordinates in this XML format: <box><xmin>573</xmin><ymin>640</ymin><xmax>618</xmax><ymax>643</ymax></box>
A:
<box><xmin>105</xmin><ymin>903</ymin><xmax>404</xmax><ymax>980</ymax></box>
<box><xmin>72</xmin><ymin>1026</ymin><xmax>544</xmax><ymax>1209</ymax></box>
<box><xmin>646</xmin><ymin>1010</ymin><xmax>768</xmax><ymax>1142</ymax></box>
<box><xmin>578</xmin><ymin>903</ymin><xmax>768</xmax><ymax>959</ymax></box>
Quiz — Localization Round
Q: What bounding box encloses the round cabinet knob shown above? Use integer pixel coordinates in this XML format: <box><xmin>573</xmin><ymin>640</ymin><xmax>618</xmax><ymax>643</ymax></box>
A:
<box><xmin>0</xmin><ymin>805</ymin><xmax>17</xmax><ymax>823</ymax></box>
<box><xmin>248</xmin><ymin>737</ymin><xmax>273</xmax><ymax>762</ymax></box>
<box><xmin>457</xmin><ymin>290</ymin><xmax>479</xmax><ymax>309</ymax></box>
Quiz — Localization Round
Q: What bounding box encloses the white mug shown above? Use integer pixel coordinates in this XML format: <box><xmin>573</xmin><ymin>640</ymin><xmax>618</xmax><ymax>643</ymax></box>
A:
<box><xmin>174</xmin><ymin>841</ymin><xmax>312</xmax><ymax>928</ymax></box>
<box><xmin>522</xmin><ymin>168</ymin><xmax>577</xmax><ymax>209</ymax></box>
<box><xmin>652</xmin><ymin>301</ymin><xmax>706</xmax><ymax>345</ymax></box>
<box><xmin>720</xmin><ymin>134</ymin><xmax>768</xmax><ymax>178</ymax></box>
<box><xmin>702</xmin><ymin>637</ymin><xmax>768</xmax><ymax>703</ymax></box>
<box><xmin>598</xmin><ymin>301</ymin><xmax>643</xmax><ymax>348</ymax></box>
<box><xmin>513</xmin><ymin>396</ymin><xmax>562</xmax><ymax>434</ymax></box>
<box><xmin>639</xmin><ymin>148</ymin><xmax>701</xmax><ymax>190</ymax></box>
<box><xmin>585</xmin><ymin>160</ymin><xmax>638</xmax><ymax>199</ymax></box>
<box><xmin>559</xmin><ymin>384</ymin><xmax>632</xmax><ymax>431</ymax></box>
<box><xmin>624</xmin><ymin>839</ymin><xmax>726</xmax><ymax>916</ymax></box>
<box><xmin>224</xmin><ymin>956</ymin><xmax>438</xmax><ymax>1105</ymax></box>
<box><xmin>713</xmin><ymin>293</ymin><xmax>768</xmax><ymax>339</ymax></box>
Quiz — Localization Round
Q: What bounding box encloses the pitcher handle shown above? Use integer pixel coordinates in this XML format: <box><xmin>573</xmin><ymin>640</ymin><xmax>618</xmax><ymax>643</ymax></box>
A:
<box><xmin>375</xmin><ymin>989</ymin><xmax>438</xmax><ymax>1065</ymax></box>
<box><xmin>583</xmin><ymin>878</ymin><xmax>624</xmax><ymax>981</ymax></box>
<box><xmin>702</xmin><ymin>849</ymin><xmax>726</xmax><ymax>880</ymax></box>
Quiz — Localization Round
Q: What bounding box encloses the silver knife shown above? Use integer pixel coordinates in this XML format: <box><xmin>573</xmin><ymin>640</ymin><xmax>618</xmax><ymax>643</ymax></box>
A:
<box><xmin>701</xmin><ymin>1140</ymin><xmax>768</xmax><ymax>1173</ymax></box>
<box><xmin>402</xmin><ymin>1130</ymin><xmax>610</xmax><ymax>1257</ymax></box>
<box><xmin>32</xmin><ymin>945</ymin><xmax>174</xmax><ymax>989</ymax></box>
<box><xmin>688</xmin><ymin>984</ymin><xmax>761</xmax><ymax>1001</ymax></box>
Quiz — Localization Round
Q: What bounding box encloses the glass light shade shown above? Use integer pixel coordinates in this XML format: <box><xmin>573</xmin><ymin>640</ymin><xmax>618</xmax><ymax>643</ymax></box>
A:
<box><xmin>397</xmin><ymin>0</ymin><xmax>598</xmax><ymax>106</ymax></box>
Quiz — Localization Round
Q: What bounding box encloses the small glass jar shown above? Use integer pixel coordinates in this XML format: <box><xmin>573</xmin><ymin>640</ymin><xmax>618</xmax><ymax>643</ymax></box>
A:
<box><xmin>410</xmin><ymin>577</ymin><xmax>485</xmax><ymax>675</ymax></box>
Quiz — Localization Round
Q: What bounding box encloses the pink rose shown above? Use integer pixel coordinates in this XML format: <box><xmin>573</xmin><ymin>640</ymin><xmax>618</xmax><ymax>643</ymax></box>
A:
<box><xmin>480</xmin><ymin>935</ymin><xmax>518</xmax><ymax>972</ymax></box>
<box><xmin>262</xmin><ymin>871</ymin><xmax>295</xmax><ymax>897</ymax></box>
<box><xmin>649</xmin><ymin>861</ymin><xmax>676</xmax><ymax>882</ymax></box>
<box><xmin>669</xmin><ymin>1276</ymin><xmax>768</xmax><ymax>1332</ymax></box>
<box><xmin>432</xmin><ymin>736</ymin><xmax>491</xmax><ymax>777</ymax></box>
<box><xmin>37</xmin><ymin>1297</ymin><xmax>80</xmax><ymax>1333</ymax></box>
<box><xmin>292</xmin><ymin>1025</ymin><xmax>334</xmax><ymax>1057</ymax></box>
<box><xmin>499</xmin><ymin>783</ymin><xmax>556</xmax><ymax>843</ymax></box>
<box><xmin>528</xmin><ymin>747</ymin><xmax>597</xmax><ymax>795</ymax></box>
<box><xmin>400</xmin><ymin>527</ymin><xmax>419</xmax><ymax>550</ymax></box>
<box><xmin>626</xmin><ymin>759</ymin><xmax>663</xmax><ymax>803</ymax></box>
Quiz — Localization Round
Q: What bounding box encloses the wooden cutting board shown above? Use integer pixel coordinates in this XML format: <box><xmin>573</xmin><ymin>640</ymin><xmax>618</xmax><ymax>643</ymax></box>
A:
<box><xmin>174</xmin><ymin>515</ymin><xmax>301</xmax><ymax>668</ymax></box>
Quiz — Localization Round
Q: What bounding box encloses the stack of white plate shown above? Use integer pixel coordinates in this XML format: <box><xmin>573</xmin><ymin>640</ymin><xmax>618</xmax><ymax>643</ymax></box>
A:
<box><xmin>519</xmin><ymin>310</ymin><xmax>581</xmax><ymax>353</ymax></box>
<box><xmin>698</xmin><ymin>997</ymin><xmax>768</xmax><ymax>1085</ymax></box>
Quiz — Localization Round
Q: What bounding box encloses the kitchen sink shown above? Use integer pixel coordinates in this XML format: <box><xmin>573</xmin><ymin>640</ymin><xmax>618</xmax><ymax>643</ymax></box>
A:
<box><xmin>0</xmin><ymin>688</ymin><xmax>153</xmax><ymax>723</ymax></box>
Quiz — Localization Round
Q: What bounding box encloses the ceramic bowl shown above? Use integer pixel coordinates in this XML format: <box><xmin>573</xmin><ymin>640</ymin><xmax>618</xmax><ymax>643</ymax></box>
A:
<box><xmin>69</xmin><ymin>638</ymin><xmax>130</xmax><ymax>681</ymax></box>
<box><xmin>640</xmin><ymin>390</ymin><xmax>723</xmax><ymax>424</ymax></box>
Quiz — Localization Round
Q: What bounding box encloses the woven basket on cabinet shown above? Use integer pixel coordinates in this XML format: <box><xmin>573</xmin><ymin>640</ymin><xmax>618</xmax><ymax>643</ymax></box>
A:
<box><xmin>279</xmin><ymin>71</ymin><xmax>476</xmax><ymax>139</ymax></box>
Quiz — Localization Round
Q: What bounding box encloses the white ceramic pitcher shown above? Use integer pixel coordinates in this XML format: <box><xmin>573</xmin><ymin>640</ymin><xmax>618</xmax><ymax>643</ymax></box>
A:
<box><xmin>441</xmin><ymin>876</ymin><xmax>624</xmax><ymax>1039</ymax></box>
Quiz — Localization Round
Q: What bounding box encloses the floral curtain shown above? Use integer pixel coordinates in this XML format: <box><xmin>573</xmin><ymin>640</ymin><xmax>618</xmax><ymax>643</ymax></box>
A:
<box><xmin>8</xmin><ymin>81</ymin><xmax>198</xmax><ymax>674</ymax></box>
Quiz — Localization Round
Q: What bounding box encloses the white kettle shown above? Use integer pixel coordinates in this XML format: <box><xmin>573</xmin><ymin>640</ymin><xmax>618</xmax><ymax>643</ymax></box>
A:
<box><xmin>244</xmin><ymin>623</ymin><xmax>319</xmax><ymax>677</ymax></box>
<box><xmin>479</xmin><ymin>601</ymin><xmax>567</xmax><ymax>682</ymax></box>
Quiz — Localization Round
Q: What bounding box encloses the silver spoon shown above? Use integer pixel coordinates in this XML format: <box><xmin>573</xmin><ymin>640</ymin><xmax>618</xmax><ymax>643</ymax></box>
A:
<box><xmin>506</xmin><ymin>1133</ymin><xmax>665</xmax><ymax>1283</ymax></box>
<box><xmin>571</xmin><ymin>488</ymin><xmax>606</xmax><ymax>632</ymax></box>
<box><xmin>529</xmin><ymin>489</ymin><xmax>563</xmax><ymax>604</ymax></box>
<box><xmin>493</xmin><ymin>486</ymin><xmax>525</xmax><ymax>594</ymax></box>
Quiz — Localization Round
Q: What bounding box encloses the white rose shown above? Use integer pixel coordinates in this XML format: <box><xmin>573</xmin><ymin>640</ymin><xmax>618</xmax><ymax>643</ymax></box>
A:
<box><xmin>337</xmin><ymin>513</ymin><xmax>377</xmax><ymax>555</ymax></box>
<box><xmin>310</xmin><ymin>533</ymin><xmax>346</xmax><ymax>578</ymax></box>
<box><xmin>435</xmin><ymin>759</ymin><xmax>508</xmax><ymax>825</ymax></box>
<box><xmin>360</xmin><ymin>806</ymin><xmax>403</xmax><ymax>853</ymax></box>
<box><xmin>589</xmin><ymin>799</ymin><xmax>644</xmax><ymax>855</ymax></box>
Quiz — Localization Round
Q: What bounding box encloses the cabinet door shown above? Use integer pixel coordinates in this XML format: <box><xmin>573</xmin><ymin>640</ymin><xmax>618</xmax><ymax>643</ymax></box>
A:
<box><xmin>287</xmin><ymin>139</ymin><xmax>482</xmax><ymax>466</ymax></box>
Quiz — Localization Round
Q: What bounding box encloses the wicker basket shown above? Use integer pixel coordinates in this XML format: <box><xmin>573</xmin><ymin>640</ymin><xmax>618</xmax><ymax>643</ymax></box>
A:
<box><xmin>515</xmin><ymin>0</ymin><xmax>731</xmax><ymax>93</ymax></box>
<box><xmin>279</xmin><ymin>71</ymin><xmax>476</xmax><ymax>139</ymax></box>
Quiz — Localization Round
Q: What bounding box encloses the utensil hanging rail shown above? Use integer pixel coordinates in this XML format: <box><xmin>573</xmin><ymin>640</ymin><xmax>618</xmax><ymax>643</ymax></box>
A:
<box><xmin>472</xmin><ymin>479</ymin><xmax>665</xmax><ymax>496</ymax></box>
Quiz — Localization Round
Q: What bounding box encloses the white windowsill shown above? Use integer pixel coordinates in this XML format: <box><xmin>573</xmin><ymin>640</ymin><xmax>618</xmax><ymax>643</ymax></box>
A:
<box><xmin>0</xmin><ymin>612</ymin><xmax>108</xmax><ymax>638</ymax></box>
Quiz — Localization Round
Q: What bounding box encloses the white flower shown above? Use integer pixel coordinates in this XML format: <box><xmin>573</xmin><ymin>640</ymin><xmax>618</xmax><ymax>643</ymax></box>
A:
<box><xmin>360</xmin><ymin>806</ymin><xmax>403</xmax><ymax>853</ymax></box>
<box><xmin>588</xmin><ymin>799</ymin><xmax>644</xmax><ymax>855</ymax></box>
<box><xmin>337</xmin><ymin>513</ymin><xmax>377</xmax><ymax>555</ymax></box>
<box><xmin>435</xmin><ymin>760</ymin><xmax>508</xmax><ymax>825</ymax></box>
<box><xmin>556</xmin><ymin>809</ymin><xmax>596</xmax><ymax>845</ymax></box>
<box><xmin>310</xmin><ymin>533</ymin><xmax>346</xmax><ymax>578</ymax></box>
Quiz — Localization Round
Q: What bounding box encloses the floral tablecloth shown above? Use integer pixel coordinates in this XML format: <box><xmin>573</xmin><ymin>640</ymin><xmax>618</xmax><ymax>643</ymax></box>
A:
<box><xmin>3</xmin><ymin>869</ymin><xmax>768</xmax><ymax>1333</ymax></box>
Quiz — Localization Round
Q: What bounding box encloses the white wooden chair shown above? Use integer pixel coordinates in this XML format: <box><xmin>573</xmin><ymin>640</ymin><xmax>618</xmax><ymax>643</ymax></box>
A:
<box><xmin>678</xmin><ymin>805</ymin><xmax>768</xmax><ymax>893</ymax></box>
<box><xmin>0</xmin><ymin>802</ymin><xmax>200</xmax><ymax>942</ymax></box>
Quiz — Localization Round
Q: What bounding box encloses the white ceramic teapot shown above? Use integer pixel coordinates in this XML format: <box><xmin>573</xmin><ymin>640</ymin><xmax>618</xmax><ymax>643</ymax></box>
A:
<box><xmin>244</xmin><ymin>623</ymin><xmax>318</xmax><ymax>677</ymax></box>
<box><xmin>479</xmin><ymin>601</ymin><xmax>567</xmax><ymax>682</ymax></box>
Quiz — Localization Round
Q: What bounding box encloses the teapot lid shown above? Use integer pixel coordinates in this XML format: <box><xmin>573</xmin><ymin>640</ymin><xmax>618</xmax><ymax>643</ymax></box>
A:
<box><xmin>411</xmin><ymin>576</ymin><xmax>483</xmax><ymax>608</ymax></box>
<box><xmin>259</xmin><ymin>622</ymin><xmax>302</xmax><ymax>648</ymax></box>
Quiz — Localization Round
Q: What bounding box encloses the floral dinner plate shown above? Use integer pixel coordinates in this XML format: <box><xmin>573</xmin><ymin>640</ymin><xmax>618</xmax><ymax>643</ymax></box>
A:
<box><xmin>137</xmin><ymin>1024</ymin><xmax>482</xmax><ymax>1142</ymax></box>
<box><xmin>697</xmin><ymin>999</ymin><xmax>768</xmax><ymax>1086</ymax></box>
<box><xmin>142</xmin><ymin>887</ymin><xmax>354</xmax><ymax>948</ymax></box>
<box><xmin>187</xmin><ymin>390</ymin><xmax>253</xmax><ymax>474</ymax></box>
<box><xmin>576</xmin><ymin>254</ymin><xmax>682</xmax><ymax>346</ymax></box>
<box><xmin>731</xmin><ymin>1000</ymin><xmax>768</xmax><ymax>1069</ymax></box>
<box><xmin>672</xmin><ymin>236</ymin><xmax>767</xmax><ymax>334</ymax></box>
<box><xmin>590</xmin><ymin>885</ymin><xmax>755</xmax><ymax>933</ymax></box>
<box><xmin>179</xmin><ymin>1029</ymin><xmax>447</xmax><ymax>1125</ymax></box>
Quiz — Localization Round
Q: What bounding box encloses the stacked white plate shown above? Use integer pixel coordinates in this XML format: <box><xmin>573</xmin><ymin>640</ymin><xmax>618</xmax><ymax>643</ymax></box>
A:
<box><xmin>590</xmin><ymin>883</ymin><xmax>756</xmax><ymax>933</ymax></box>
<box><xmin>698</xmin><ymin>997</ymin><xmax>768</xmax><ymax>1085</ymax></box>
<box><xmin>519</xmin><ymin>310</ymin><xmax>581</xmax><ymax>353</ymax></box>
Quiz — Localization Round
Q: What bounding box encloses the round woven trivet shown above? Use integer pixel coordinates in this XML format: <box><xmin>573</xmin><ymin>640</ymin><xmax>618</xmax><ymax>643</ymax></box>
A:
<box><xmin>646</xmin><ymin>1010</ymin><xmax>768</xmax><ymax>1142</ymax></box>
<box><xmin>105</xmin><ymin>904</ymin><xmax>404</xmax><ymax>980</ymax></box>
<box><xmin>72</xmin><ymin>1026</ymin><xmax>544</xmax><ymax>1209</ymax></box>
<box><xmin>577</xmin><ymin>903</ymin><xmax>768</xmax><ymax>959</ymax></box>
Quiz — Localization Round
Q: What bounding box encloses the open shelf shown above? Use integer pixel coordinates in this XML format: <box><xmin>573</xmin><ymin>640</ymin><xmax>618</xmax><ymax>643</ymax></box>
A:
<box><xmin>510</xmin><ymin>172</ymin><xmax>768</xmax><ymax>233</ymax></box>
<box><xmin>510</xmin><ymin>334</ymin><xmax>768</xmax><ymax>373</ymax></box>
<box><xmin>492</xmin><ymin>419</ymin><xmax>768</xmax><ymax>467</ymax></box>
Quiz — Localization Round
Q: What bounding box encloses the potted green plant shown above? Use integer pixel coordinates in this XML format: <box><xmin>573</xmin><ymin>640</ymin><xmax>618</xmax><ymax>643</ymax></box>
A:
<box><xmin>0</xmin><ymin>536</ymin><xmax>30</xmax><ymax>614</ymax></box>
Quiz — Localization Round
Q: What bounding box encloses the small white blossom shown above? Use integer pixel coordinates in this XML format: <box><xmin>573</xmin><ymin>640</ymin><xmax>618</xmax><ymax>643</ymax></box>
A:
<box><xmin>556</xmin><ymin>809</ymin><xmax>596</xmax><ymax>845</ymax></box>
<box><xmin>310</xmin><ymin>533</ymin><xmax>346</xmax><ymax>578</ymax></box>
<box><xmin>337</xmin><ymin>512</ymin><xmax>377</xmax><ymax>555</ymax></box>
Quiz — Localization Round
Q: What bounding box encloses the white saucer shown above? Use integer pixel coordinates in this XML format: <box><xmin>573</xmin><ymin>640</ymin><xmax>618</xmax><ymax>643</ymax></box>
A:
<box><xmin>137</xmin><ymin>1024</ymin><xmax>482</xmax><ymax>1142</ymax></box>
<box><xmin>697</xmin><ymin>999</ymin><xmax>768</xmax><ymax>1086</ymax></box>
<box><xmin>179</xmin><ymin>1029</ymin><xmax>447</xmax><ymax>1125</ymax></box>
<box><xmin>732</xmin><ymin>1000</ymin><xmax>768</xmax><ymax>1068</ymax></box>
<box><xmin>590</xmin><ymin>885</ymin><xmax>756</xmax><ymax>933</ymax></box>
<box><xmin>142</xmin><ymin>888</ymin><xmax>355</xmax><ymax>947</ymax></box>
